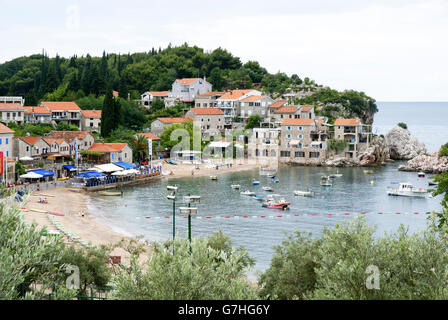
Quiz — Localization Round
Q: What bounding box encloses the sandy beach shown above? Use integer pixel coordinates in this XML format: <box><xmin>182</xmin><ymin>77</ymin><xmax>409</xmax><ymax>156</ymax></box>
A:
<box><xmin>20</xmin><ymin>160</ymin><xmax>263</xmax><ymax>265</ymax></box>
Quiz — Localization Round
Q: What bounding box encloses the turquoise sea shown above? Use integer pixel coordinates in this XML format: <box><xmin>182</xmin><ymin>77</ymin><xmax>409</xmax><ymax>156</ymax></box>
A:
<box><xmin>87</xmin><ymin>102</ymin><xmax>447</xmax><ymax>276</ymax></box>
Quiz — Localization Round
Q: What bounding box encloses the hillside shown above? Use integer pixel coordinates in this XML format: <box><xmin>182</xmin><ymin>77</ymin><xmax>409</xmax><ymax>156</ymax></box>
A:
<box><xmin>0</xmin><ymin>44</ymin><xmax>377</xmax><ymax>123</ymax></box>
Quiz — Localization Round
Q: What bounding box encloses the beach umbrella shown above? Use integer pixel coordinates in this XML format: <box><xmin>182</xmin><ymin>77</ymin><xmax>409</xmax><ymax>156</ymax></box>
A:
<box><xmin>19</xmin><ymin>156</ymin><xmax>33</xmax><ymax>161</ymax></box>
<box><xmin>20</xmin><ymin>172</ymin><xmax>43</xmax><ymax>179</ymax></box>
<box><xmin>111</xmin><ymin>171</ymin><xmax>127</xmax><ymax>176</ymax></box>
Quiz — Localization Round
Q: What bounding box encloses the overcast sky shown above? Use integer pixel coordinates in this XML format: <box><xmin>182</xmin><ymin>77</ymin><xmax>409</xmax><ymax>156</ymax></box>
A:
<box><xmin>1</xmin><ymin>0</ymin><xmax>447</xmax><ymax>101</ymax></box>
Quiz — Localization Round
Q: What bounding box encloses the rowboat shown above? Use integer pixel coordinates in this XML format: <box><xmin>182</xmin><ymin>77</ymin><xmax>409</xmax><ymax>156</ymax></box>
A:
<box><xmin>252</xmin><ymin>179</ymin><xmax>260</xmax><ymax>186</ymax></box>
<box><xmin>387</xmin><ymin>182</ymin><xmax>428</xmax><ymax>198</ymax></box>
<box><xmin>241</xmin><ymin>190</ymin><xmax>256</xmax><ymax>196</ymax></box>
<box><xmin>98</xmin><ymin>191</ymin><xmax>122</xmax><ymax>196</ymax></box>
<box><xmin>329</xmin><ymin>170</ymin><xmax>343</xmax><ymax>178</ymax></box>
<box><xmin>252</xmin><ymin>194</ymin><xmax>265</xmax><ymax>201</ymax></box>
<box><xmin>417</xmin><ymin>171</ymin><xmax>425</xmax><ymax>178</ymax></box>
<box><xmin>262</xmin><ymin>186</ymin><xmax>274</xmax><ymax>192</ymax></box>
<box><xmin>262</xmin><ymin>194</ymin><xmax>290</xmax><ymax>210</ymax></box>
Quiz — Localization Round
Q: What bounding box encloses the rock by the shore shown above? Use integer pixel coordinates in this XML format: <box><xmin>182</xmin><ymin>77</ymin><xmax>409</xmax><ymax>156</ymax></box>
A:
<box><xmin>385</xmin><ymin>126</ymin><xmax>426</xmax><ymax>160</ymax></box>
<box><xmin>398</xmin><ymin>151</ymin><xmax>448</xmax><ymax>173</ymax></box>
<box><xmin>358</xmin><ymin>136</ymin><xmax>389</xmax><ymax>166</ymax></box>
<box><xmin>325</xmin><ymin>156</ymin><xmax>359</xmax><ymax>167</ymax></box>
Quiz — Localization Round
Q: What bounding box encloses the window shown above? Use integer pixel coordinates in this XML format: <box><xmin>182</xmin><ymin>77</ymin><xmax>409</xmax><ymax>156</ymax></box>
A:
<box><xmin>309</xmin><ymin>152</ymin><xmax>320</xmax><ymax>158</ymax></box>
<box><xmin>270</xmin><ymin>150</ymin><xmax>276</xmax><ymax>157</ymax></box>
<box><xmin>280</xmin><ymin>151</ymin><xmax>290</xmax><ymax>157</ymax></box>
<box><xmin>286</xmin><ymin>126</ymin><xmax>292</xmax><ymax>131</ymax></box>
<box><xmin>6</xmin><ymin>151</ymin><xmax>8</xmax><ymax>157</ymax></box>
<box><xmin>26</xmin><ymin>146</ymin><xmax>29</xmax><ymax>151</ymax></box>
<box><xmin>298</xmin><ymin>126</ymin><xmax>303</xmax><ymax>131</ymax></box>
<box><xmin>286</xmin><ymin>134</ymin><xmax>291</xmax><ymax>139</ymax></box>
<box><xmin>295</xmin><ymin>151</ymin><xmax>305</xmax><ymax>157</ymax></box>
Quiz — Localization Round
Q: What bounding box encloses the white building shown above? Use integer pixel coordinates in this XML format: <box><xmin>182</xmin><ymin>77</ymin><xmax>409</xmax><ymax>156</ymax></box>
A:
<box><xmin>169</xmin><ymin>78</ymin><xmax>212</xmax><ymax>103</ymax></box>
<box><xmin>0</xmin><ymin>122</ymin><xmax>14</xmax><ymax>159</ymax></box>
<box><xmin>216</xmin><ymin>89</ymin><xmax>262</xmax><ymax>129</ymax></box>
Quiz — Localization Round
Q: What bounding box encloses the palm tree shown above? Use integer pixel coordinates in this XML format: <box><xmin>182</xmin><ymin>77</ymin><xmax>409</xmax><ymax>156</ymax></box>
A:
<box><xmin>133</xmin><ymin>135</ymin><xmax>149</xmax><ymax>162</ymax></box>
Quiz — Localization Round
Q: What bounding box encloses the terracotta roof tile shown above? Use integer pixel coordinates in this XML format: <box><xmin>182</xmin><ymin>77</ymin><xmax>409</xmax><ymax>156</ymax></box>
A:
<box><xmin>196</xmin><ymin>91</ymin><xmax>226</xmax><ymax>97</ymax></box>
<box><xmin>241</xmin><ymin>95</ymin><xmax>266</xmax><ymax>102</ymax></box>
<box><xmin>50</xmin><ymin>131</ymin><xmax>91</xmax><ymax>142</ymax></box>
<box><xmin>88</xmin><ymin>143</ymin><xmax>127</xmax><ymax>153</ymax></box>
<box><xmin>189</xmin><ymin>108</ymin><xmax>224</xmax><ymax>115</ymax></box>
<box><xmin>149</xmin><ymin>91</ymin><xmax>170</xmax><ymax>96</ymax></box>
<box><xmin>0</xmin><ymin>122</ymin><xmax>14</xmax><ymax>134</ymax></box>
<box><xmin>0</xmin><ymin>103</ymin><xmax>24</xmax><ymax>111</ymax></box>
<box><xmin>156</xmin><ymin>117</ymin><xmax>190</xmax><ymax>124</ymax></box>
<box><xmin>40</xmin><ymin>101</ymin><xmax>81</xmax><ymax>111</ymax></box>
<box><xmin>282</xmin><ymin>118</ymin><xmax>315</xmax><ymax>126</ymax></box>
<box><xmin>334</xmin><ymin>118</ymin><xmax>361</xmax><ymax>126</ymax></box>
<box><xmin>217</xmin><ymin>89</ymin><xmax>255</xmax><ymax>101</ymax></box>
<box><xmin>23</xmin><ymin>106</ymin><xmax>51</xmax><ymax>114</ymax></box>
<box><xmin>81</xmin><ymin>110</ymin><xmax>102</xmax><ymax>118</ymax></box>
<box><xmin>274</xmin><ymin>106</ymin><xmax>298</xmax><ymax>114</ymax></box>
<box><xmin>301</xmin><ymin>105</ymin><xmax>313</xmax><ymax>112</ymax></box>
<box><xmin>138</xmin><ymin>132</ymin><xmax>161</xmax><ymax>140</ymax></box>
<box><xmin>176</xmin><ymin>78</ymin><xmax>201</xmax><ymax>85</ymax></box>
<box><xmin>269</xmin><ymin>100</ymin><xmax>287</xmax><ymax>109</ymax></box>
<box><xmin>18</xmin><ymin>136</ymin><xmax>44</xmax><ymax>145</ymax></box>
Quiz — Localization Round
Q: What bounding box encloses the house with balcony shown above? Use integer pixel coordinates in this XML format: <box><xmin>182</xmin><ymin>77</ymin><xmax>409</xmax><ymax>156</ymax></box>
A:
<box><xmin>333</xmin><ymin>118</ymin><xmax>371</xmax><ymax>159</ymax></box>
<box><xmin>0</xmin><ymin>96</ymin><xmax>24</xmax><ymax>105</ymax></box>
<box><xmin>239</xmin><ymin>95</ymin><xmax>274</xmax><ymax>123</ymax></box>
<box><xmin>0</xmin><ymin>122</ymin><xmax>14</xmax><ymax>159</ymax></box>
<box><xmin>194</xmin><ymin>91</ymin><xmax>226</xmax><ymax>108</ymax></box>
<box><xmin>40</xmin><ymin>101</ymin><xmax>82</xmax><ymax>128</ymax></box>
<box><xmin>81</xmin><ymin>110</ymin><xmax>101</xmax><ymax>132</ymax></box>
<box><xmin>13</xmin><ymin>136</ymin><xmax>52</xmax><ymax>159</ymax></box>
<box><xmin>0</xmin><ymin>103</ymin><xmax>25</xmax><ymax>125</ymax></box>
<box><xmin>247</xmin><ymin>127</ymin><xmax>281</xmax><ymax>165</ymax></box>
<box><xmin>215</xmin><ymin>89</ymin><xmax>262</xmax><ymax>129</ymax></box>
<box><xmin>49</xmin><ymin>131</ymin><xmax>95</xmax><ymax>158</ymax></box>
<box><xmin>271</xmin><ymin>106</ymin><xmax>300</xmax><ymax>126</ymax></box>
<box><xmin>165</xmin><ymin>78</ymin><xmax>212</xmax><ymax>107</ymax></box>
<box><xmin>23</xmin><ymin>106</ymin><xmax>52</xmax><ymax>124</ymax></box>
<box><xmin>86</xmin><ymin>143</ymin><xmax>133</xmax><ymax>164</ymax></box>
<box><xmin>279</xmin><ymin>118</ymin><xmax>328</xmax><ymax>165</ymax></box>
<box><xmin>184</xmin><ymin>108</ymin><xmax>225</xmax><ymax>137</ymax></box>
<box><xmin>150</xmin><ymin>117</ymin><xmax>191</xmax><ymax>137</ymax></box>
<box><xmin>141</xmin><ymin>91</ymin><xmax>170</xmax><ymax>109</ymax></box>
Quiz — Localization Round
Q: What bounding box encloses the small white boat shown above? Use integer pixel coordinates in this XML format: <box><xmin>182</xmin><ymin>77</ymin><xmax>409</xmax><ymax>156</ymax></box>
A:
<box><xmin>320</xmin><ymin>176</ymin><xmax>332</xmax><ymax>186</ymax></box>
<box><xmin>241</xmin><ymin>190</ymin><xmax>256</xmax><ymax>196</ymax></box>
<box><xmin>262</xmin><ymin>186</ymin><xmax>274</xmax><ymax>192</ymax></box>
<box><xmin>294</xmin><ymin>189</ymin><xmax>314</xmax><ymax>197</ymax></box>
<box><xmin>231</xmin><ymin>184</ymin><xmax>241</xmax><ymax>189</ymax></box>
<box><xmin>252</xmin><ymin>179</ymin><xmax>260</xmax><ymax>185</ymax></box>
<box><xmin>98</xmin><ymin>191</ymin><xmax>122</xmax><ymax>196</ymax></box>
<box><xmin>329</xmin><ymin>170</ymin><xmax>343</xmax><ymax>178</ymax></box>
<box><xmin>387</xmin><ymin>182</ymin><xmax>428</xmax><ymax>198</ymax></box>
<box><xmin>417</xmin><ymin>171</ymin><xmax>425</xmax><ymax>178</ymax></box>
<box><xmin>210</xmin><ymin>175</ymin><xmax>218</xmax><ymax>180</ymax></box>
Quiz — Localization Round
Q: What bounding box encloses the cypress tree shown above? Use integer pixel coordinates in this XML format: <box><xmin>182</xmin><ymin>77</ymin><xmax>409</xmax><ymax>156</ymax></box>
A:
<box><xmin>101</xmin><ymin>90</ymin><xmax>114</xmax><ymax>137</ymax></box>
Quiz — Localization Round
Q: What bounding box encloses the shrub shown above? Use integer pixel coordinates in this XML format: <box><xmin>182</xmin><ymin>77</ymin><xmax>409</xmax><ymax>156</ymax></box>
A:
<box><xmin>397</xmin><ymin>122</ymin><xmax>408</xmax><ymax>129</ymax></box>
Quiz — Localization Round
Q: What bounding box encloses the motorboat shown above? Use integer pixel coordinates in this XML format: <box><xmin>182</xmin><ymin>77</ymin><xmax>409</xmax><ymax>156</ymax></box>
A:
<box><xmin>417</xmin><ymin>171</ymin><xmax>425</xmax><ymax>178</ymax></box>
<box><xmin>252</xmin><ymin>179</ymin><xmax>260</xmax><ymax>186</ymax></box>
<box><xmin>231</xmin><ymin>184</ymin><xmax>241</xmax><ymax>189</ymax></box>
<box><xmin>294</xmin><ymin>189</ymin><xmax>314</xmax><ymax>197</ymax></box>
<box><xmin>98</xmin><ymin>191</ymin><xmax>122</xmax><ymax>196</ymax></box>
<box><xmin>363</xmin><ymin>169</ymin><xmax>374</xmax><ymax>174</ymax></box>
<box><xmin>387</xmin><ymin>182</ymin><xmax>428</xmax><ymax>198</ymax></box>
<box><xmin>320</xmin><ymin>176</ymin><xmax>332</xmax><ymax>186</ymax></box>
<box><xmin>262</xmin><ymin>186</ymin><xmax>274</xmax><ymax>192</ymax></box>
<box><xmin>252</xmin><ymin>194</ymin><xmax>265</xmax><ymax>201</ymax></box>
<box><xmin>329</xmin><ymin>170</ymin><xmax>343</xmax><ymax>178</ymax></box>
<box><xmin>262</xmin><ymin>194</ymin><xmax>290</xmax><ymax>210</ymax></box>
<box><xmin>241</xmin><ymin>190</ymin><xmax>256</xmax><ymax>196</ymax></box>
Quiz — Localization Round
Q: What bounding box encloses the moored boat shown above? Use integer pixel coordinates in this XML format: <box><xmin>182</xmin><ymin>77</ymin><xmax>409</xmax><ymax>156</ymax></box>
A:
<box><xmin>262</xmin><ymin>186</ymin><xmax>274</xmax><ymax>192</ymax></box>
<box><xmin>262</xmin><ymin>194</ymin><xmax>290</xmax><ymax>210</ymax></box>
<box><xmin>363</xmin><ymin>169</ymin><xmax>374</xmax><ymax>174</ymax></box>
<box><xmin>294</xmin><ymin>189</ymin><xmax>314</xmax><ymax>197</ymax></box>
<box><xmin>241</xmin><ymin>190</ymin><xmax>256</xmax><ymax>196</ymax></box>
<box><xmin>231</xmin><ymin>184</ymin><xmax>241</xmax><ymax>189</ymax></box>
<box><xmin>387</xmin><ymin>182</ymin><xmax>428</xmax><ymax>198</ymax></box>
<box><xmin>210</xmin><ymin>175</ymin><xmax>218</xmax><ymax>180</ymax></box>
<box><xmin>417</xmin><ymin>171</ymin><xmax>425</xmax><ymax>178</ymax></box>
<box><xmin>252</xmin><ymin>179</ymin><xmax>260</xmax><ymax>185</ymax></box>
<box><xmin>320</xmin><ymin>176</ymin><xmax>332</xmax><ymax>186</ymax></box>
<box><xmin>98</xmin><ymin>191</ymin><xmax>122</xmax><ymax>196</ymax></box>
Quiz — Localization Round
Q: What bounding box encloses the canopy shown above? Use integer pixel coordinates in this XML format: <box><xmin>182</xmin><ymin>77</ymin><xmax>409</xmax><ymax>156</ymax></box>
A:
<box><xmin>113</xmin><ymin>162</ymin><xmax>136</xmax><ymax>169</ymax></box>
<box><xmin>20</xmin><ymin>172</ymin><xmax>43</xmax><ymax>179</ymax></box>
<box><xmin>27</xmin><ymin>169</ymin><xmax>55</xmax><ymax>177</ymax></box>
<box><xmin>93</xmin><ymin>163</ymin><xmax>124</xmax><ymax>173</ymax></box>
<box><xmin>75</xmin><ymin>171</ymin><xmax>107</xmax><ymax>179</ymax></box>
<box><xmin>208</xmin><ymin>141</ymin><xmax>232</xmax><ymax>148</ymax></box>
<box><xmin>63</xmin><ymin>165</ymin><xmax>77</xmax><ymax>171</ymax></box>
<box><xmin>19</xmin><ymin>156</ymin><xmax>33</xmax><ymax>161</ymax></box>
<box><xmin>111</xmin><ymin>170</ymin><xmax>127</xmax><ymax>176</ymax></box>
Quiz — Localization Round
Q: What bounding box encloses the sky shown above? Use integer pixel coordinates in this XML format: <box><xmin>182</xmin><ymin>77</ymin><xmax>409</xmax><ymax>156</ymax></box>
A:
<box><xmin>1</xmin><ymin>0</ymin><xmax>448</xmax><ymax>101</ymax></box>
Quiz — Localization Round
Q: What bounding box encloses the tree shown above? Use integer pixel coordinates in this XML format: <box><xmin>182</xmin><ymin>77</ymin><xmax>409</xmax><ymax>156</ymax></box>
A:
<box><xmin>151</xmin><ymin>98</ymin><xmax>165</xmax><ymax>112</ymax></box>
<box><xmin>111</xmin><ymin>234</ymin><xmax>258</xmax><ymax>300</ymax></box>
<box><xmin>245</xmin><ymin>115</ymin><xmax>262</xmax><ymax>130</ymax></box>
<box><xmin>397</xmin><ymin>122</ymin><xmax>408</xmax><ymax>130</ymax></box>
<box><xmin>101</xmin><ymin>90</ymin><xmax>116</xmax><ymax>137</ymax></box>
<box><xmin>439</xmin><ymin>142</ymin><xmax>448</xmax><ymax>158</ymax></box>
<box><xmin>133</xmin><ymin>135</ymin><xmax>149</xmax><ymax>161</ymax></box>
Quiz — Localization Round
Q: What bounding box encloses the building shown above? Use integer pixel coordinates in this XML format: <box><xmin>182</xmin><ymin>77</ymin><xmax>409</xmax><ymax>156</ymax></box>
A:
<box><xmin>87</xmin><ymin>143</ymin><xmax>133</xmax><ymax>164</ymax></box>
<box><xmin>49</xmin><ymin>131</ymin><xmax>95</xmax><ymax>158</ymax></box>
<box><xmin>271</xmin><ymin>106</ymin><xmax>300</xmax><ymax>126</ymax></box>
<box><xmin>81</xmin><ymin>110</ymin><xmax>101</xmax><ymax>132</ymax></box>
<box><xmin>333</xmin><ymin>118</ymin><xmax>371</xmax><ymax>159</ymax></box>
<box><xmin>137</xmin><ymin>132</ymin><xmax>161</xmax><ymax>147</ymax></box>
<box><xmin>279</xmin><ymin>118</ymin><xmax>328</xmax><ymax>165</ymax></box>
<box><xmin>13</xmin><ymin>136</ymin><xmax>52</xmax><ymax>159</ymax></box>
<box><xmin>247</xmin><ymin>127</ymin><xmax>281</xmax><ymax>166</ymax></box>
<box><xmin>150</xmin><ymin>117</ymin><xmax>191</xmax><ymax>137</ymax></box>
<box><xmin>169</xmin><ymin>78</ymin><xmax>212</xmax><ymax>103</ymax></box>
<box><xmin>141</xmin><ymin>91</ymin><xmax>170</xmax><ymax>109</ymax></box>
<box><xmin>215</xmin><ymin>89</ymin><xmax>262</xmax><ymax>129</ymax></box>
<box><xmin>23</xmin><ymin>106</ymin><xmax>52</xmax><ymax>124</ymax></box>
<box><xmin>0</xmin><ymin>122</ymin><xmax>14</xmax><ymax>159</ymax></box>
<box><xmin>184</xmin><ymin>108</ymin><xmax>225</xmax><ymax>136</ymax></box>
<box><xmin>40</xmin><ymin>101</ymin><xmax>82</xmax><ymax>128</ymax></box>
<box><xmin>239</xmin><ymin>95</ymin><xmax>274</xmax><ymax>123</ymax></box>
<box><xmin>194</xmin><ymin>91</ymin><xmax>226</xmax><ymax>108</ymax></box>
<box><xmin>0</xmin><ymin>103</ymin><xmax>25</xmax><ymax>124</ymax></box>
<box><xmin>299</xmin><ymin>106</ymin><xmax>315</xmax><ymax>119</ymax></box>
<box><xmin>41</xmin><ymin>137</ymin><xmax>71</xmax><ymax>155</ymax></box>
<box><xmin>0</xmin><ymin>96</ymin><xmax>24</xmax><ymax>105</ymax></box>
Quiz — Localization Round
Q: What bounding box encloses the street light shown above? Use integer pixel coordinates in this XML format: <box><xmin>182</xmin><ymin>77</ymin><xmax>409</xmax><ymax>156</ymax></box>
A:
<box><xmin>167</xmin><ymin>185</ymin><xmax>178</xmax><ymax>254</ymax></box>
<box><xmin>181</xmin><ymin>195</ymin><xmax>201</xmax><ymax>244</ymax></box>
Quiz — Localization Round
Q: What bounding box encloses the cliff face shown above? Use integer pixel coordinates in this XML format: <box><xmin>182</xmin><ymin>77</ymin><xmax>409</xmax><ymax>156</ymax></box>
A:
<box><xmin>385</xmin><ymin>126</ymin><xmax>426</xmax><ymax>160</ymax></box>
<box><xmin>358</xmin><ymin>136</ymin><xmax>389</xmax><ymax>166</ymax></box>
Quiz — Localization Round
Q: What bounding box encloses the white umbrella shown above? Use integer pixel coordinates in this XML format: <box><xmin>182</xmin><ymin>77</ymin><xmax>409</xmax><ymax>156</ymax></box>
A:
<box><xmin>111</xmin><ymin>171</ymin><xmax>127</xmax><ymax>176</ymax></box>
<box><xmin>19</xmin><ymin>156</ymin><xmax>34</xmax><ymax>161</ymax></box>
<box><xmin>20</xmin><ymin>172</ymin><xmax>43</xmax><ymax>179</ymax></box>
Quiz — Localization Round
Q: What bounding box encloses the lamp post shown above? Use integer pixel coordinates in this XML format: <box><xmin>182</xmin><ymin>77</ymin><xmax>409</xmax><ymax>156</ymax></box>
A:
<box><xmin>181</xmin><ymin>195</ymin><xmax>200</xmax><ymax>244</ymax></box>
<box><xmin>167</xmin><ymin>185</ymin><xmax>178</xmax><ymax>254</ymax></box>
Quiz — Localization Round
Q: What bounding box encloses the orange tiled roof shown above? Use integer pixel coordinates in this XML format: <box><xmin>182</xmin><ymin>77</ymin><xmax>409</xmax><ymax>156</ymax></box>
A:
<box><xmin>40</xmin><ymin>101</ymin><xmax>81</xmax><ymax>111</ymax></box>
<box><xmin>18</xmin><ymin>136</ymin><xmax>44</xmax><ymax>145</ymax></box>
<box><xmin>42</xmin><ymin>137</ymin><xmax>56</xmax><ymax>145</ymax></box>
<box><xmin>138</xmin><ymin>132</ymin><xmax>161</xmax><ymax>140</ymax></box>
<box><xmin>189</xmin><ymin>108</ymin><xmax>224</xmax><ymax>115</ymax></box>
<box><xmin>241</xmin><ymin>95</ymin><xmax>266</xmax><ymax>102</ymax></box>
<box><xmin>0</xmin><ymin>103</ymin><xmax>24</xmax><ymax>111</ymax></box>
<box><xmin>334</xmin><ymin>118</ymin><xmax>361</xmax><ymax>126</ymax></box>
<box><xmin>269</xmin><ymin>100</ymin><xmax>287</xmax><ymax>109</ymax></box>
<box><xmin>282</xmin><ymin>118</ymin><xmax>315</xmax><ymax>126</ymax></box>
<box><xmin>176</xmin><ymin>78</ymin><xmax>201</xmax><ymax>85</ymax></box>
<box><xmin>217</xmin><ymin>89</ymin><xmax>254</xmax><ymax>101</ymax></box>
<box><xmin>196</xmin><ymin>91</ymin><xmax>226</xmax><ymax>97</ymax></box>
<box><xmin>274</xmin><ymin>106</ymin><xmax>298</xmax><ymax>114</ymax></box>
<box><xmin>81</xmin><ymin>110</ymin><xmax>102</xmax><ymax>118</ymax></box>
<box><xmin>301</xmin><ymin>105</ymin><xmax>313</xmax><ymax>112</ymax></box>
<box><xmin>88</xmin><ymin>143</ymin><xmax>127</xmax><ymax>153</ymax></box>
<box><xmin>156</xmin><ymin>117</ymin><xmax>190</xmax><ymax>124</ymax></box>
<box><xmin>149</xmin><ymin>91</ymin><xmax>169</xmax><ymax>96</ymax></box>
<box><xmin>50</xmin><ymin>131</ymin><xmax>91</xmax><ymax>142</ymax></box>
<box><xmin>23</xmin><ymin>106</ymin><xmax>51</xmax><ymax>114</ymax></box>
<box><xmin>0</xmin><ymin>122</ymin><xmax>14</xmax><ymax>134</ymax></box>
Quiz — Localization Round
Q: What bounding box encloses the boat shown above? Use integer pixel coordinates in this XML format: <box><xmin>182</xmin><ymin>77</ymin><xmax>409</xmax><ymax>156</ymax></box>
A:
<box><xmin>386</xmin><ymin>182</ymin><xmax>428</xmax><ymax>198</ymax></box>
<box><xmin>210</xmin><ymin>176</ymin><xmax>218</xmax><ymax>180</ymax></box>
<box><xmin>363</xmin><ymin>169</ymin><xmax>374</xmax><ymax>174</ymax></box>
<box><xmin>272</xmin><ymin>176</ymin><xmax>280</xmax><ymax>183</ymax></box>
<box><xmin>252</xmin><ymin>179</ymin><xmax>260</xmax><ymax>186</ymax></box>
<box><xmin>98</xmin><ymin>191</ymin><xmax>122</xmax><ymax>196</ymax></box>
<box><xmin>428</xmin><ymin>181</ymin><xmax>438</xmax><ymax>186</ymax></box>
<box><xmin>259</xmin><ymin>167</ymin><xmax>277</xmax><ymax>176</ymax></box>
<box><xmin>231</xmin><ymin>184</ymin><xmax>241</xmax><ymax>189</ymax></box>
<box><xmin>329</xmin><ymin>170</ymin><xmax>343</xmax><ymax>178</ymax></box>
<box><xmin>241</xmin><ymin>190</ymin><xmax>256</xmax><ymax>196</ymax></box>
<box><xmin>294</xmin><ymin>189</ymin><xmax>315</xmax><ymax>197</ymax></box>
<box><xmin>320</xmin><ymin>176</ymin><xmax>332</xmax><ymax>186</ymax></box>
<box><xmin>417</xmin><ymin>171</ymin><xmax>425</xmax><ymax>178</ymax></box>
<box><xmin>262</xmin><ymin>194</ymin><xmax>290</xmax><ymax>210</ymax></box>
<box><xmin>252</xmin><ymin>194</ymin><xmax>265</xmax><ymax>201</ymax></box>
<box><xmin>262</xmin><ymin>186</ymin><xmax>274</xmax><ymax>192</ymax></box>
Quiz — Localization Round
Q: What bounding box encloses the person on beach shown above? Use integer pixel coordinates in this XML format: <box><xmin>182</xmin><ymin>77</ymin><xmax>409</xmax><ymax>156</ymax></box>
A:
<box><xmin>191</xmin><ymin>169</ymin><xmax>194</xmax><ymax>176</ymax></box>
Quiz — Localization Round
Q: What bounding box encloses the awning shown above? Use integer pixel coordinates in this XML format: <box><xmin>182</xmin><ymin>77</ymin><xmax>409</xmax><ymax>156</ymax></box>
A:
<box><xmin>27</xmin><ymin>169</ymin><xmax>55</xmax><ymax>177</ymax></box>
<box><xmin>93</xmin><ymin>163</ymin><xmax>124</xmax><ymax>173</ymax></box>
<box><xmin>63</xmin><ymin>165</ymin><xmax>77</xmax><ymax>171</ymax></box>
<box><xmin>19</xmin><ymin>156</ymin><xmax>33</xmax><ymax>161</ymax></box>
<box><xmin>289</xmin><ymin>140</ymin><xmax>301</xmax><ymax>145</ymax></box>
<box><xmin>113</xmin><ymin>162</ymin><xmax>136</xmax><ymax>169</ymax></box>
<box><xmin>20</xmin><ymin>172</ymin><xmax>43</xmax><ymax>179</ymax></box>
<box><xmin>208</xmin><ymin>141</ymin><xmax>232</xmax><ymax>148</ymax></box>
<box><xmin>75</xmin><ymin>171</ymin><xmax>107</xmax><ymax>179</ymax></box>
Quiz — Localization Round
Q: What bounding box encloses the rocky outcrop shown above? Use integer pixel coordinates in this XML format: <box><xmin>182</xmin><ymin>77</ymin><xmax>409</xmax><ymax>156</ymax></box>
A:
<box><xmin>358</xmin><ymin>136</ymin><xmax>389</xmax><ymax>166</ymax></box>
<box><xmin>398</xmin><ymin>151</ymin><xmax>448</xmax><ymax>173</ymax></box>
<box><xmin>325</xmin><ymin>156</ymin><xmax>359</xmax><ymax>167</ymax></box>
<box><xmin>385</xmin><ymin>126</ymin><xmax>426</xmax><ymax>160</ymax></box>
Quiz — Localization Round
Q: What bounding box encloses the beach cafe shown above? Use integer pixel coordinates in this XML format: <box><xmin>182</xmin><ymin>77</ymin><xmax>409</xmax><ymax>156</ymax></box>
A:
<box><xmin>20</xmin><ymin>169</ymin><xmax>56</xmax><ymax>184</ymax></box>
<box><xmin>173</xmin><ymin>150</ymin><xmax>202</xmax><ymax>163</ymax></box>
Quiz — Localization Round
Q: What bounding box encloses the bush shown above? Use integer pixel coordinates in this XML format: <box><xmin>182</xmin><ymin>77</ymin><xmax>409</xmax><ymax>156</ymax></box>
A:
<box><xmin>439</xmin><ymin>142</ymin><xmax>448</xmax><ymax>158</ymax></box>
<box><xmin>397</xmin><ymin>122</ymin><xmax>408</xmax><ymax>129</ymax></box>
